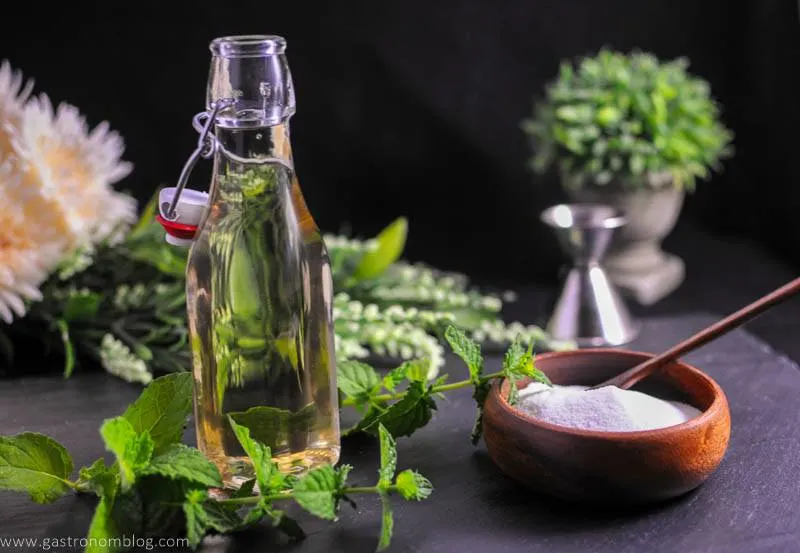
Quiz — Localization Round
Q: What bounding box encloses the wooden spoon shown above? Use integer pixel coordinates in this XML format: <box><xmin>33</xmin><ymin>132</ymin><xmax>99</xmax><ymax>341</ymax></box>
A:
<box><xmin>591</xmin><ymin>276</ymin><xmax>800</xmax><ymax>390</ymax></box>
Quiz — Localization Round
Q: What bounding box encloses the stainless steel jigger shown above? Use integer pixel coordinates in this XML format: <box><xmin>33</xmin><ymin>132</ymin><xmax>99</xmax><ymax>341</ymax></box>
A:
<box><xmin>541</xmin><ymin>203</ymin><xmax>640</xmax><ymax>347</ymax></box>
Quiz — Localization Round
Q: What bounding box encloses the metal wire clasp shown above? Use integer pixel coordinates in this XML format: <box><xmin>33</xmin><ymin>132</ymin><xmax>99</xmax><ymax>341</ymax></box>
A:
<box><xmin>161</xmin><ymin>99</ymin><xmax>235</xmax><ymax>221</ymax></box>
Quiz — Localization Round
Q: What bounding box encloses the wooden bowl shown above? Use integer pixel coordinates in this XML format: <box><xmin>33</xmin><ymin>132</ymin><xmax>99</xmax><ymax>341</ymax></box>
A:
<box><xmin>482</xmin><ymin>348</ymin><xmax>731</xmax><ymax>504</ymax></box>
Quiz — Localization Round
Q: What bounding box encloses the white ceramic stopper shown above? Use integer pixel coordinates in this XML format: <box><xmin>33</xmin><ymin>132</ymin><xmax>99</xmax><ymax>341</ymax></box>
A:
<box><xmin>158</xmin><ymin>187</ymin><xmax>209</xmax><ymax>247</ymax></box>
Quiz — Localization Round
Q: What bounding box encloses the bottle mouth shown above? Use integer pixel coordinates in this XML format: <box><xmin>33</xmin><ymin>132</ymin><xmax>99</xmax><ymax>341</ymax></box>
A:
<box><xmin>210</xmin><ymin>35</ymin><xmax>287</xmax><ymax>58</ymax></box>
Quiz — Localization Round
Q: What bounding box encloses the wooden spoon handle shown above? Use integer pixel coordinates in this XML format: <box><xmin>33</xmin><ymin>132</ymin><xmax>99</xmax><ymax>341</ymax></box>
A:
<box><xmin>593</xmin><ymin>276</ymin><xmax>800</xmax><ymax>390</ymax></box>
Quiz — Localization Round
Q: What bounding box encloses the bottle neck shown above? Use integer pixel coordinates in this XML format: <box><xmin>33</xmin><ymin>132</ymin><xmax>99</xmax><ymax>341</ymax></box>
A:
<box><xmin>214</xmin><ymin>121</ymin><xmax>293</xmax><ymax>167</ymax></box>
<box><xmin>208</xmin><ymin>122</ymin><xmax>295</xmax><ymax>207</ymax></box>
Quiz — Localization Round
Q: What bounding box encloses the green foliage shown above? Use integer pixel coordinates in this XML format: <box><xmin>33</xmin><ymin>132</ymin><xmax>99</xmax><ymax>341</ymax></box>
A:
<box><xmin>140</xmin><ymin>444</ymin><xmax>223</xmax><ymax>488</ymax></box>
<box><xmin>228</xmin><ymin>417</ymin><xmax>288</xmax><ymax>495</ymax></box>
<box><xmin>0</xmin><ymin>376</ymin><xmax>433</xmax><ymax>553</ymax></box>
<box><xmin>183</xmin><ymin>489</ymin><xmax>242</xmax><ymax>548</ymax></box>
<box><xmin>99</xmin><ymin>417</ymin><xmax>154</xmax><ymax>491</ymax></box>
<box><xmin>522</xmin><ymin>48</ymin><xmax>734</xmax><ymax>191</ymax></box>
<box><xmin>337</xmin><ymin>360</ymin><xmax>383</xmax><ymax>406</ymax></box>
<box><xmin>122</xmin><ymin>372</ymin><xmax>194</xmax><ymax>453</ymax></box>
<box><xmin>292</xmin><ymin>465</ymin><xmax>348</xmax><ymax>520</ymax></box>
<box><xmin>500</xmin><ymin>335</ymin><xmax>551</xmax><ymax>405</ymax></box>
<box><xmin>352</xmin><ymin>217</ymin><xmax>408</xmax><ymax>281</ymax></box>
<box><xmin>378</xmin><ymin>425</ymin><xmax>398</xmax><ymax>486</ymax></box>
<box><xmin>75</xmin><ymin>458</ymin><xmax>116</xmax><ymax>496</ymax></box>
<box><xmin>339</xmin><ymin>324</ymin><xmax>552</xmax><ymax>445</ymax></box>
<box><xmin>395</xmin><ymin>470</ymin><xmax>433</xmax><ymax>501</ymax></box>
<box><xmin>0</xmin><ymin>433</ymin><xmax>75</xmax><ymax>503</ymax></box>
<box><xmin>227</xmin><ymin>404</ymin><xmax>316</xmax><ymax>451</ymax></box>
<box><xmin>445</xmin><ymin>326</ymin><xmax>490</xmax><ymax>444</ymax></box>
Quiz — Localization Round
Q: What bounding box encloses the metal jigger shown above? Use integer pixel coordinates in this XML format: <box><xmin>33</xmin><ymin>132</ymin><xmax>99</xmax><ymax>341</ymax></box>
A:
<box><xmin>541</xmin><ymin>203</ymin><xmax>640</xmax><ymax>347</ymax></box>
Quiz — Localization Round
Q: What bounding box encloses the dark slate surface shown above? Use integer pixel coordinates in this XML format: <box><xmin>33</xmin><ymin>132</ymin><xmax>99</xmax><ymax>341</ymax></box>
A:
<box><xmin>2</xmin><ymin>314</ymin><xmax>800</xmax><ymax>553</ymax></box>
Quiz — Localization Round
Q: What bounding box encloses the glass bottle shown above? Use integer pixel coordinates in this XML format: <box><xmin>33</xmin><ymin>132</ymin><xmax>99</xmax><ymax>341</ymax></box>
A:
<box><xmin>168</xmin><ymin>35</ymin><xmax>340</xmax><ymax>485</ymax></box>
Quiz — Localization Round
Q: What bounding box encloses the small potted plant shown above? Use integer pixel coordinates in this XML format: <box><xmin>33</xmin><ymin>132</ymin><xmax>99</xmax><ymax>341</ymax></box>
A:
<box><xmin>522</xmin><ymin>49</ymin><xmax>733</xmax><ymax>305</ymax></box>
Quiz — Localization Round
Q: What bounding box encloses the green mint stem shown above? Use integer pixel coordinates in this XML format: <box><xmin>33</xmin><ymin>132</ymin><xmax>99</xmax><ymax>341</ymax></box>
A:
<box><xmin>216</xmin><ymin>485</ymin><xmax>400</xmax><ymax>506</ymax></box>
<box><xmin>342</xmin><ymin>485</ymin><xmax>384</xmax><ymax>494</ymax></box>
<box><xmin>341</xmin><ymin>371</ymin><xmax>505</xmax><ymax>407</ymax></box>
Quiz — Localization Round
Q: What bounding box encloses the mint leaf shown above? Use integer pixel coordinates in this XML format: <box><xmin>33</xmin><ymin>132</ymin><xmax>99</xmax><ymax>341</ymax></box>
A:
<box><xmin>445</xmin><ymin>325</ymin><xmax>484</xmax><ymax>384</ymax></box>
<box><xmin>86</xmin><ymin>493</ymin><xmax>120</xmax><ymax>553</ymax></box>
<box><xmin>183</xmin><ymin>489</ymin><xmax>208</xmax><ymax>548</ymax></box>
<box><xmin>377</xmin><ymin>492</ymin><xmax>393</xmax><ymax>552</ymax></box>
<box><xmin>122</xmin><ymin>372</ymin><xmax>193</xmax><ymax>454</ymax></box>
<box><xmin>502</xmin><ymin>335</ymin><xmax>551</xmax><ymax>383</ymax></box>
<box><xmin>141</xmin><ymin>444</ymin><xmax>222</xmax><ymax>488</ymax></box>
<box><xmin>507</xmin><ymin>380</ymin><xmax>520</xmax><ymax>406</ymax></box>
<box><xmin>84</xmin><ymin>467</ymin><xmax>120</xmax><ymax>553</ymax></box>
<box><xmin>527</xmin><ymin>355</ymin><xmax>552</xmax><ymax>386</ymax></box>
<box><xmin>342</xmin><ymin>404</ymin><xmax>386</xmax><ymax>437</ymax></box>
<box><xmin>404</xmin><ymin>358</ymin><xmax>432</xmax><ymax>383</ymax></box>
<box><xmin>501</xmin><ymin>336</ymin><xmax>551</xmax><ymax>405</ymax></box>
<box><xmin>228</xmin><ymin>417</ymin><xmax>285</xmax><ymax>494</ymax></box>
<box><xmin>381</xmin><ymin>363</ymin><xmax>409</xmax><ymax>393</ymax></box>
<box><xmin>87</xmin><ymin>474</ymin><xmax>184</xmax><ymax>552</ymax></box>
<box><xmin>338</xmin><ymin>360</ymin><xmax>381</xmax><ymax>405</ymax></box>
<box><xmin>100</xmin><ymin>417</ymin><xmax>154</xmax><ymax>491</ymax></box>
<box><xmin>183</xmin><ymin>489</ymin><xmax>243</xmax><ymax>549</ymax></box>
<box><xmin>136</xmin><ymin>476</ymin><xmax>187</xmax><ymax>538</ymax></box>
<box><xmin>382</xmin><ymin>359</ymin><xmax>429</xmax><ymax>391</ymax></box>
<box><xmin>0</xmin><ymin>433</ymin><xmax>74</xmax><ymax>504</ymax></box>
<box><xmin>378</xmin><ymin>425</ymin><xmax>397</xmax><ymax>487</ymax></box>
<box><xmin>444</xmin><ymin>325</ymin><xmax>492</xmax><ymax>443</ymax></box>
<box><xmin>370</xmin><ymin>381</ymin><xmax>436</xmax><ymax>438</ymax></box>
<box><xmin>75</xmin><ymin>458</ymin><xmax>117</xmax><ymax>496</ymax></box>
<box><xmin>502</xmin><ymin>335</ymin><xmax>527</xmax><ymax>376</ymax></box>
<box><xmin>395</xmin><ymin>470</ymin><xmax>433</xmax><ymax>501</ymax></box>
<box><xmin>353</xmin><ymin>217</ymin><xmax>408</xmax><ymax>280</ymax></box>
<box><xmin>292</xmin><ymin>465</ymin><xmax>341</xmax><ymax>520</ymax></box>
<box><xmin>228</xmin><ymin>404</ymin><xmax>316</xmax><ymax>449</ymax></box>
<box><xmin>469</xmin><ymin>381</ymin><xmax>491</xmax><ymax>445</ymax></box>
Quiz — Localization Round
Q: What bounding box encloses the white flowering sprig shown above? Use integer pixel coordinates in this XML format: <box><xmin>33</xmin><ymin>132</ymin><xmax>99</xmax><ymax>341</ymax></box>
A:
<box><xmin>471</xmin><ymin>319</ymin><xmax>575</xmax><ymax>352</ymax></box>
<box><xmin>98</xmin><ymin>333</ymin><xmax>153</xmax><ymax>385</ymax></box>
<box><xmin>354</xmin><ymin>262</ymin><xmax>503</xmax><ymax>313</ymax></box>
<box><xmin>333</xmin><ymin>293</ymin><xmax>451</xmax><ymax>378</ymax></box>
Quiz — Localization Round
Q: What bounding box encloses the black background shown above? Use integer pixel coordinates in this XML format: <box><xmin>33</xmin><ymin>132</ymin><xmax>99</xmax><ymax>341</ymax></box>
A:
<box><xmin>2</xmin><ymin>0</ymin><xmax>799</xmax><ymax>284</ymax></box>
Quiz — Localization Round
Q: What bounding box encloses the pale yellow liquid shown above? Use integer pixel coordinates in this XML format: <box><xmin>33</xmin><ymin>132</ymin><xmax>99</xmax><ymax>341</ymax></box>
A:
<box><xmin>186</xmin><ymin>124</ymin><xmax>340</xmax><ymax>485</ymax></box>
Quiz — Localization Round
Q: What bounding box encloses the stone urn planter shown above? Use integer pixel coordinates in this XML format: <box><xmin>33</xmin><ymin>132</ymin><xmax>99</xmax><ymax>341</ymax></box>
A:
<box><xmin>565</xmin><ymin>176</ymin><xmax>685</xmax><ymax>306</ymax></box>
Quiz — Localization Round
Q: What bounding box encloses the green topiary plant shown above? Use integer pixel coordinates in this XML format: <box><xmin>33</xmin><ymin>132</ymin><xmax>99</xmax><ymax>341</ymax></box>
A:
<box><xmin>522</xmin><ymin>49</ymin><xmax>734</xmax><ymax>192</ymax></box>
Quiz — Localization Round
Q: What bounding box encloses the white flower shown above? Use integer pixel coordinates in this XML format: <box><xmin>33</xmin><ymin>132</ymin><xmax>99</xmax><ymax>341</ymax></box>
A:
<box><xmin>99</xmin><ymin>334</ymin><xmax>153</xmax><ymax>385</ymax></box>
<box><xmin>12</xmin><ymin>93</ymin><xmax>136</xmax><ymax>247</ymax></box>
<box><xmin>0</xmin><ymin>61</ymin><xmax>136</xmax><ymax>322</ymax></box>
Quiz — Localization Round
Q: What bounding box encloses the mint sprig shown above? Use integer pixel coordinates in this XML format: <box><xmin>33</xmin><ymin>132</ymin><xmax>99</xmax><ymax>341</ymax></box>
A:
<box><xmin>0</xmin><ymin>373</ymin><xmax>433</xmax><ymax>553</ymax></box>
<box><xmin>339</xmin><ymin>324</ymin><xmax>552</xmax><ymax>444</ymax></box>
<box><xmin>0</xmin><ymin>323</ymin><xmax>546</xmax><ymax>552</ymax></box>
